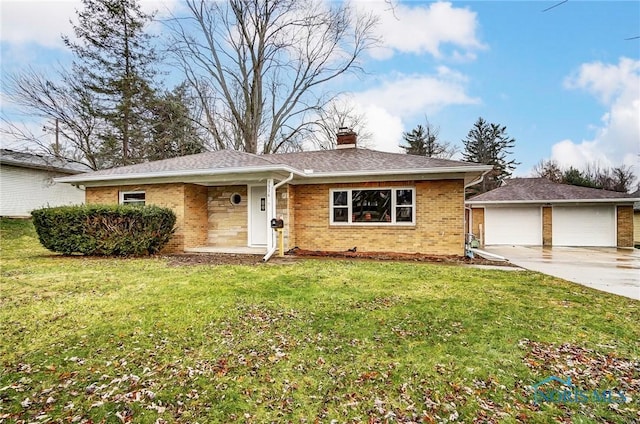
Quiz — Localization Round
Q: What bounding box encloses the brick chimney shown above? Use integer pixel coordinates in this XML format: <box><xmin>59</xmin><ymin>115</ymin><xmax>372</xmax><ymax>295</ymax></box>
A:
<box><xmin>336</xmin><ymin>127</ymin><xmax>357</xmax><ymax>149</ymax></box>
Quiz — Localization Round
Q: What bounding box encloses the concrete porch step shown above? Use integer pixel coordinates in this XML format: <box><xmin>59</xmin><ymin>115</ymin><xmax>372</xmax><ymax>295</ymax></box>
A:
<box><xmin>184</xmin><ymin>246</ymin><xmax>267</xmax><ymax>255</ymax></box>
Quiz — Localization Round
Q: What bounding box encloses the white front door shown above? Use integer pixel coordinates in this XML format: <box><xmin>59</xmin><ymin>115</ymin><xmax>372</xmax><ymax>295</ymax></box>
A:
<box><xmin>250</xmin><ymin>186</ymin><xmax>268</xmax><ymax>246</ymax></box>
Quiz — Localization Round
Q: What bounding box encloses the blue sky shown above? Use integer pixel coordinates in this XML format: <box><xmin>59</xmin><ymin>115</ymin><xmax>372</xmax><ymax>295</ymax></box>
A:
<box><xmin>1</xmin><ymin>0</ymin><xmax>639</xmax><ymax>177</ymax></box>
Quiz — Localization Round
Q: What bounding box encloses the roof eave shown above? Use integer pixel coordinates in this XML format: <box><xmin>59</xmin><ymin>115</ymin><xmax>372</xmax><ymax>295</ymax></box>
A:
<box><xmin>56</xmin><ymin>164</ymin><xmax>493</xmax><ymax>185</ymax></box>
<box><xmin>302</xmin><ymin>165</ymin><xmax>493</xmax><ymax>178</ymax></box>
<box><xmin>466</xmin><ymin>198</ymin><xmax>640</xmax><ymax>205</ymax></box>
<box><xmin>55</xmin><ymin>164</ymin><xmax>304</xmax><ymax>184</ymax></box>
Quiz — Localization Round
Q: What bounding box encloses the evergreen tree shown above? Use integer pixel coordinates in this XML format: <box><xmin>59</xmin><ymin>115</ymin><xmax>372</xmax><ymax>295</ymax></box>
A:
<box><xmin>146</xmin><ymin>84</ymin><xmax>206</xmax><ymax>161</ymax></box>
<box><xmin>562</xmin><ymin>167</ymin><xmax>598</xmax><ymax>188</ymax></box>
<box><xmin>462</xmin><ymin>117</ymin><xmax>519</xmax><ymax>194</ymax></box>
<box><xmin>64</xmin><ymin>0</ymin><xmax>157</xmax><ymax>167</ymax></box>
<box><xmin>401</xmin><ymin>120</ymin><xmax>455</xmax><ymax>158</ymax></box>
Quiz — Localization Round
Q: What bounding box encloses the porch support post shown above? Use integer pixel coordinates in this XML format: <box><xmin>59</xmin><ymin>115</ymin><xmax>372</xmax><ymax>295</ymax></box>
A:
<box><xmin>266</xmin><ymin>178</ymin><xmax>275</xmax><ymax>251</ymax></box>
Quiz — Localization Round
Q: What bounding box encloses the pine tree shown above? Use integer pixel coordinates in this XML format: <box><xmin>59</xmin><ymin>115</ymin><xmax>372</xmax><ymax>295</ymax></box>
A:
<box><xmin>462</xmin><ymin>117</ymin><xmax>518</xmax><ymax>194</ymax></box>
<box><xmin>146</xmin><ymin>84</ymin><xmax>206</xmax><ymax>161</ymax></box>
<box><xmin>401</xmin><ymin>120</ymin><xmax>455</xmax><ymax>158</ymax></box>
<box><xmin>64</xmin><ymin>0</ymin><xmax>157</xmax><ymax>167</ymax></box>
<box><xmin>401</xmin><ymin>125</ymin><xmax>429</xmax><ymax>156</ymax></box>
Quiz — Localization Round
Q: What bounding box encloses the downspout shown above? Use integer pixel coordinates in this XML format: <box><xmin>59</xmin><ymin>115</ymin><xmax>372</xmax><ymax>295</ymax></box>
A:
<box><xmin>263</xmin><ymin>172</ymin><xmax>294</xmax><ymax>262</ymax></box>
<box><xmin>464</xmin><ymin>173</ymin><xmax>485</xmax><ymax>191</ymax></box>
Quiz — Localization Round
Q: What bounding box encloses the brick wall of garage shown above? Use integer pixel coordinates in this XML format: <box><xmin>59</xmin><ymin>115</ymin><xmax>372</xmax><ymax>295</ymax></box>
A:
<box><xmin>617</xmin><ymin>205</ymin><xmax>634</xmax><ymax>248</ymax></box>
<box><xmin>470</xmin><ymin>208</ymin><xmax>484</xmax><ymax>245</ymax></box>
<box><xmin>542</xmin><ymin>206</ymin><xmax>552</xmax><ymax>246</ymax></box>
<box><xmin>292</xmin><ymin>180</ymin><xmax>465</xmax><ymax>256</ymax></box>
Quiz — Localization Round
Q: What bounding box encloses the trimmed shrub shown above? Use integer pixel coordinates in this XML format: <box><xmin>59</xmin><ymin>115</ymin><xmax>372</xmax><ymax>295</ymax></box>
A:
<box><xmin>31</xmin><ymin>205</ymin><xmax>176</xmax><ymax>256</ymax></box>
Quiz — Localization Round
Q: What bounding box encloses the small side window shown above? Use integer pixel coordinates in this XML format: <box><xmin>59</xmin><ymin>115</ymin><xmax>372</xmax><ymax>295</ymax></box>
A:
<box><xmin>120</xmin><ymin>191</ymin><xmax>145</xmax><ymax>206</ymax></box>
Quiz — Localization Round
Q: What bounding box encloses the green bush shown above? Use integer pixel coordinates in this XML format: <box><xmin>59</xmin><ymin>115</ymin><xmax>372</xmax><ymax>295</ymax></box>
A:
<box><xmin>31</xmin><ymin>205</ymin><xmax>176</xmax><ymax>256</ymax></box>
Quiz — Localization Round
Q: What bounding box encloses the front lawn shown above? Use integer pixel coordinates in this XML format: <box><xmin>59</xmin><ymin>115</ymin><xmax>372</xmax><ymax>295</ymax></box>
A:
<box><xmin>1</xmin><ymin>218</ymin><xmax>638</xmax><ymax>423</ymax></box>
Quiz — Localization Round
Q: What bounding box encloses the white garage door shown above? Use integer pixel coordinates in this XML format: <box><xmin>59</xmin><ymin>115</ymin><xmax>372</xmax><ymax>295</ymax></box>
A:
<box><xmin>552</xmin><ymin>206</ymin><xmax>616</xmax><ymax>246</ymax></box>
<box><xmin>485</xmin><ymin>207</ymin><xmax>542</xmax><ymax>245</ymax></box>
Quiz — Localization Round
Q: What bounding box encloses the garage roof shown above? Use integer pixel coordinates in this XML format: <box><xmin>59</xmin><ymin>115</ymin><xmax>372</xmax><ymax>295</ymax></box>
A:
<box><xmin>467</xmin><ymin>178</ymin><xmax>640</xmax><ymax>204</ymax></box>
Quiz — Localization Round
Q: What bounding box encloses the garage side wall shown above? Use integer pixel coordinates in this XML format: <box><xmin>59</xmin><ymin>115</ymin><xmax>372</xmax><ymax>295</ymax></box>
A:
<box><xmin>616</xmin><ymin>205</ymin><xmax>634</xmax><ymax>248</ymax></box>
<box><xmin>292</xmin><ymin>180</ymin><xmax>465</xmax><ymax>255</ymax></box>
<box><xmin>470</xmin><ymin>208</ymin><xmax>485</xmax><ymax>245</ymax></box>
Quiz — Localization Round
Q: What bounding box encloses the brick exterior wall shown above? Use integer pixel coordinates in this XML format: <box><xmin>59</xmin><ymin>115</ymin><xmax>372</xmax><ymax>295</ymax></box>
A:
<box><xmin>292</xmin><ymin>180</ymin><xmax>465</xmax><ymax>256</ymax></box>
<box><xmin>184</xmin><ymin>185</ymin><xmax>208</xmax><ymax>249</ymax></box>
<box><xmin>470</xmin><ymin>208</ymin><xmax>484</xmax><ymax>246</ymax></box>
<box><xmin>207</xmin><ymin>186</ymin><xmax>248</xmax><ymax>247</ymax></box>
<box><xmin>542</xmin><ymin>206</ymin><xmax>552</xmax><ymax>246</ymax></box>
<box><xmin>86</xmin><ymin>183</ymin><xmax>209</xmax><ymax>253</ymax></box>
<box><xmin>616</xmin><ymin>205</ymin><xmax>634</xmax><ymax>248</ymax></box>
<box><xmin>634</xmin><ymin>211</ymin><xmax>640</xmax><ymax>245</ymax></box>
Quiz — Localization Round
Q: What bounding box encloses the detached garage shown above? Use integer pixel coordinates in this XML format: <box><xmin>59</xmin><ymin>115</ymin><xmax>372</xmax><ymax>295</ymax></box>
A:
<box><xmin>467</xmin><ymin>178</ymin><xmax>638</xmax><ymax>248</ymax></box>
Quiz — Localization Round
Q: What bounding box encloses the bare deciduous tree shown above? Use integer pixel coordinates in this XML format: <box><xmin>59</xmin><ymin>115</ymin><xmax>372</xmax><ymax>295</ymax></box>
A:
<box><xmin>167</xmin><ymin>0</ymin><xmax>378</xmax><ymax>154</ymax></box>
<box><xmin>531</xmin><ymin>158</ymin><xmax>563</xmax><ymax>182</ymax></box>
<box><xmin>2</xmin><ymin>68</ymin><xmax>102</xmax><ymax>170</ymax></box>
<box><xmin>531</xmin><ymin>159</ymin><xmax>636</xmax><ymax>192</ymax></box>
<box><xmin>307</xmin><ymin>99</ymin><xmax>373</xmax><ymax>150</ymax></box>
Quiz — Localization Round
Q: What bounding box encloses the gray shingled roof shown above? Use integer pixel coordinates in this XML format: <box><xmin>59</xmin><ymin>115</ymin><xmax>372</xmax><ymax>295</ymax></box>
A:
<box><xmin>264</xmin><ymin>148</ymin><xmax>482</xmax><ymax>173</ymax></box>
<box><xmin>0</xmin><ymin>149</ymin><xmax>90</xmax><ymax>173</ymax></box>
<box><xmin>468</xmin><ymin>178</ymin><xmax>638</xmax><ymax>202</ymax></box>
<box><xmin>58</xmin><ymin>148</ymin><xmax>490</xmax><ymax>183</ymax></box>
<box><xmin>82</xmin><ymin>149</ymin><xmax>278</xmax><ymax>177</ymax></box>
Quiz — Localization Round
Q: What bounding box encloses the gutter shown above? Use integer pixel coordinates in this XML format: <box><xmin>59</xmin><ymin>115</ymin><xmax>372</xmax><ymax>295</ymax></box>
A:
<box><xmin>263</xmin><ymin>172</ymin><xmax>294</xmax><ymax>262</ymax></box>
<box><xmin>464</xmin><ymin>171</ymin><xmax>487</xmax><ymax>189</ymax></box>
<box><xmin>54</xmin><ymin>164</ymin><xmax>303</xmax><ymax>184</ymax></box>
<box><xmin>303</xmin><ymin>165</ymin><xmax>493</xmax><ymax>179</ymax></box>
<box><xmin>466</xmin><ymin>197</ymin><xmax>640</xmax><ymax>205</ymax></box>
<box><xmin>55</xmin><ymin>164</ymin><xmax>493</xmax><ymax>185</ymax></box>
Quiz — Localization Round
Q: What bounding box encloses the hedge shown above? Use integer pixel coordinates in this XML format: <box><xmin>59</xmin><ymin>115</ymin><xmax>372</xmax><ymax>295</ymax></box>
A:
<box><xmin>31</xmin><ymin>205</ymin><xmax>176</xmax><ymax>256</ymax></box>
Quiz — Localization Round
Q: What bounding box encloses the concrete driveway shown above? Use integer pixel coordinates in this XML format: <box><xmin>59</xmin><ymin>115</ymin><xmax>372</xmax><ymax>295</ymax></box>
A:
<box><xmin>483</xmin><ymin>246</ymin><xmax>640</xmax><ymax>300</ymax></box>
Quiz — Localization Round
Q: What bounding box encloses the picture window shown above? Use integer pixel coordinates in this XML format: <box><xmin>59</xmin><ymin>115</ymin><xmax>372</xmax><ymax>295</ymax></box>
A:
<box><xmin>330</xmin><ymin>188</ymin><xmax>415</xmax><ymax>225</ymax></box>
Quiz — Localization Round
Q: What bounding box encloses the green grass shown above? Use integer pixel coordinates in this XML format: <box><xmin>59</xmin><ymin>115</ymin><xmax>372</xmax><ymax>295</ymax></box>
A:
<box><xmin>1</xmin><ymin>218</ymin><xmax>638</xmax><ymax>423</ymax></box>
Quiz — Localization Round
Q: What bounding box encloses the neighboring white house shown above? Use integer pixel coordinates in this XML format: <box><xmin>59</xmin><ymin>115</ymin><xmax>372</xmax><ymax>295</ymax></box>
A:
<box><xmin>1</xmin><ymin>149</ymin><xmax>88</xmax><ymax>217</ymax></box>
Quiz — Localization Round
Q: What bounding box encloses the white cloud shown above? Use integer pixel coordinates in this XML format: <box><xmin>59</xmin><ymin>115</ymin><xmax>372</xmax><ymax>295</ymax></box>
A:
<box><xmin>0</xmin><ymin>0</ymin><xmax>81</xmax><ymax>48</ymax></box>
<box><xmin>0</xmin><ymin>0</ymin><xmax>178</xmax><ymax>48</ymax></box>
<box><xmin>358</xmin><ymin>104</ymin><xmax>404</xmax><ymax>153</ymax></box>
<box><xmin>550</xmin><ymin>58</ymin><xmax>640</xmax><ymax>172</ymax></box>
<box><xmin>346</xmin><ymin>67</ymin><xmax>478</xmax><ymax>152</ymax></box>
<box><xmin>564</xmin><ymin>57</ymin><xmax>640</xmax><ymax>104</ymax></box>
<box><xmin>356</xmin><ymin>0</ymin><xmax>485</xmax><ymax>60</ymax></box>
<box><xmin>551</xmin><ymin>139</ymin><xmax>611</xmax><ymax>169</ymax></box>
<box><xmin>353</xmin><ymin>68</ymin><xmax>479</xmax><ymax>119</ymax></box>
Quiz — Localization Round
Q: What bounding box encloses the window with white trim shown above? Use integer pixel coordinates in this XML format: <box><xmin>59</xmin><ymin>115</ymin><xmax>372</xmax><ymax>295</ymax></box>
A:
<box><xmin>119</xmin><ymin>191</ymin><xmax>146</xmax><ymax>206</ymax></box>
<box><xmin>330</xmin><ymin>188</ymin><xmax>415</xmax><ymax>225</ymax></box>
